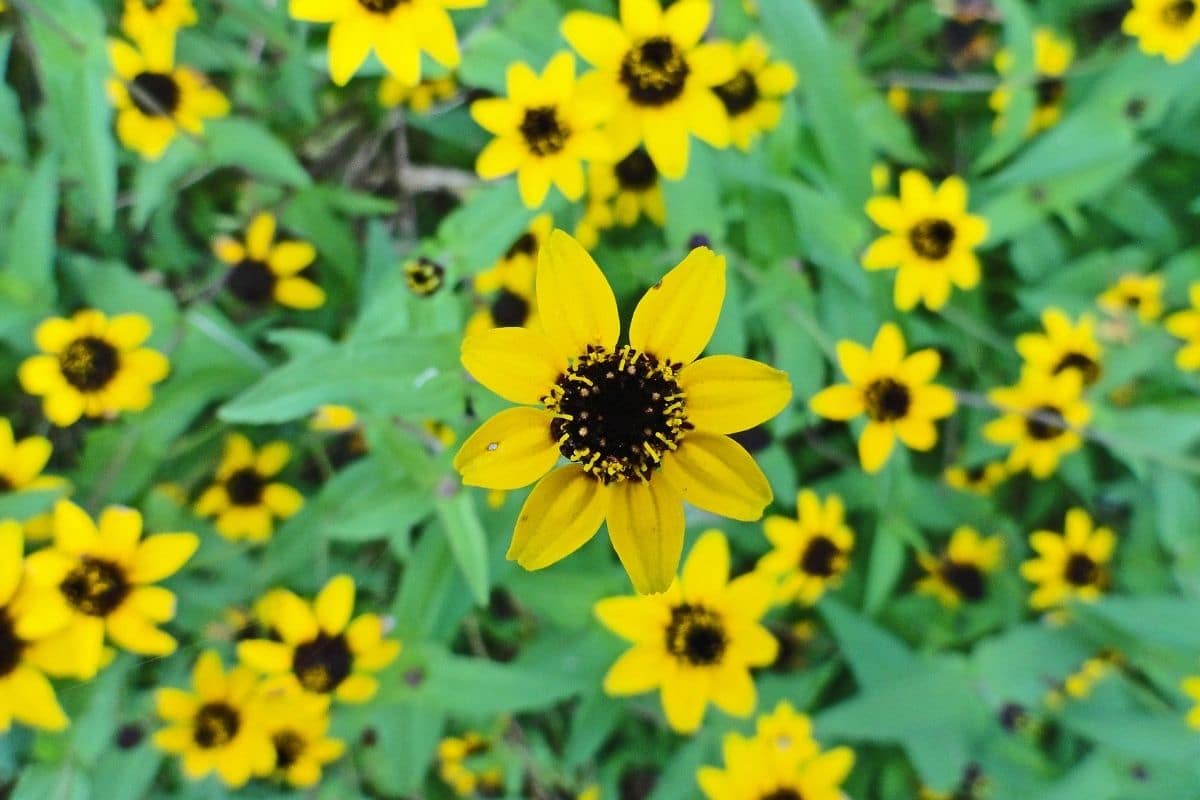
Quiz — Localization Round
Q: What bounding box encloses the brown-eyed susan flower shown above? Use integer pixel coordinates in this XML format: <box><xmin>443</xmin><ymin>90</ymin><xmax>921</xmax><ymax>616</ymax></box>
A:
<box><xmin>213</xmin><ymin>212</ymin><xmax>326</xmax><ymax>310</ymax></box>
<box><xmin>595</xmin><ymin>530</ymin><xmax>777</xmax><ymax>733</ymax></box>
<box><xmin>260</xmin><ymin>690</ymin><xmax>345</xmax><ymax>788</ymax></box>
<box><xmin>589</xmin><ymin>148</ymin><xmax>666</xmax><ymax>228</ymax></box>
<box><xmin>153</xmin><ymin>650</ymin><xmax>274</xmax><ymax>788</ymax></box>
<box><xmin>437</xmin><ymin>731</ymin><xmax>505</xmax><ymax>796</ymax></box>
<box><xmin>379</xmin><ymin>73</ymin><xmax>457</xmax><ymax>112</ymax></box>
<box><xmin>0</xmin><ymin>521</ymin><xmax>70</xmax><ymax>733</ymax></box>
<box><xmin>1020</xmin><ymin>508</ymin><xmax>1115</xmax><ymax>610</ymax></box>
<box><xmin>196</xmin><ymin>434</ymin><xmax>304</xmax><ymax>543</ymax></box>
<box><xmin>752</xmin><ymin>701</ymin><xmax>821</xmax><ymax>762</ymax></box>
<box><xmin>472</xmin><ymin>53</ymin><xmax>610</xmax><ymax>208</ymax></box>
<box><xmin>713</xmin><ymin>36</ymin><xmax>796</xmax><ymax>151</ymax></box>
<box><xmin>404</xmin><ymin>257</ymin><xmax>446</xmax><ymax>297</ymax></box>
<box><xmin>989</xmin><ymin>28</ymin><xmax>1073</xmax><ymax>135</ymax></box>
<box><xmin>19</xmin><ymin>310</ymin><xmax>170</xmax><ymax>428</ymax></box>
<box><xmin>121</xmin><ymin>0</ymin><xmax>197</xmax><ymax>39</ymax></box>
<box><xmin>1016</xmin><ymin>308</ymin><xmax>1104</xmax><ymax>387</ymax></box>
<box><xmin>17</xmin><ymin>500</ymin><xmax>198</xmax><ymax>679</ymax></box>
<box><xmin>0</xmin><ymin>418</ymin><xmax>65</xmax><ymax>539</ymax></box>
<box><xmin>916</xmin><ymin>526</ymin><xmax>1004</xmax><ymax>607</ymax></box>
<box><xmin>862</xmin><ymin>170</ymin><xmax>988</xmax><ymax>311</ymax></box>
<box><xmin>809</xmin><ymin>323</ymin><xmax>957</xmax><ymax>473</ymax></box>
<box><xmin>562</xmin><ymin>0</ymin><xmax>736</xmax><ymax>179</ymax></box>
<box><xmin>757</xmin><ymin>490</ymin><xmax>854</xmax><ymax>606</ymax></box>
<box><xmin>289</xmin><ymin>0</ymin><xmax>483</xmax><ymax>87</ymax></box>
<box><xmin>1181</xmin><ymin>674</ymin><xmax>1200</xmax><ymax>729</ymax></box>
<box><xmin>454</xmin><ymin>231</ymin><xmax>792</xmax><ymax>593</ymax></box>
<box><xmin>943</xmin><ymin>461</ymin><xmax>1007</xmax><ymax>494</ymax></box>
<box><xmin>107</xmin><ymin>32</ymin><xmax>228</xmax><ymax>160</ymax></box>
<box><xmin>476</xmin><ymin>214</ymin><xmax>552</xmax><ymax>294</ymax></box>
<box><xmin>983</xmin><ymin>369</ymin><xmax>1090</xmax><ymax>478</ymax></box>
<box><xmin>1166</xmin><ymin>282</ymin><xmax>1200</xmax><ymax>371</ymax></box>
<box><xmin>1123</xmin><ymin>0</ymin><xmax>1200</xmax><ymax>63</ymax></box>
<box><xmin>1097</xmin><ymin>273</ymin><xmax>1165</xmax><ymax>322</ymax></box>
<box><xmin>237</xmin><ymin>574</ymin><xmax>401</xmax><ymax>703</ymax></box>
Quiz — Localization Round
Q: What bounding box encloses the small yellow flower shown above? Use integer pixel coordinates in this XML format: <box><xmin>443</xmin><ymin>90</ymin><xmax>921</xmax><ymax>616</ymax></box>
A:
<box><xmin>1123</xmin><ymin>0</ymin><xmax>1200</xmax><ymax>64</ymax></box>
<box><xmin>379</xmin><ymin>73</ymin><xmax>457</xmax><ymax>113</ymax></box>
<box><xmin>983</xmin><ymin>369</ymin><xmax>1091</xmax><ymax>478</ymax></box>
<box><xmin>809</xmin><ymin>323</ymin><xmax>957</xmax><ymax>473</ymax></box>
<box><xmin>195</xmin><ymin>434</ymin><xmax>305</xmax><ymax>543</ymax></box>
<box><xmin>886</xmin><ymin>84</ymin><xmax>910</xmax><ymax>114</ymax></box>
<box><xmin>1021</xmin><ymin>508</ymin><xmax>1115</xmax><ymax>610</ymax></box>
<box><xmin>468</xmin><ymin>214</ymin><xmax>548</xmax><ymax>335</ymax></box>
<box><xmin>1181</xmin><ymin>674</ymin><xmax>1200</xmax><ymax>729</ymax></box>
<box><xmin>311</xmin><ymin>404</ymin><xmax>360</xmax><ymax>433</ymax></box>
<box><xmin>437</xmin><ymin>731</ymin><xmax>504</xmax><ymax>796</ymax></box>
<box><xmin>404</xmin><ymin>257</ymin><xmax>446</xmax><ymax>297</ymax></box>
<box><xmin>259</xmin><ymin>690</ymin><xmax>345</xmax><ymax>788</ymax></box>
<box><xmin>916</xmin><ymin>526</ymin><xmax>1004</xmax><ymax>607</ymax></box>
<box><xmin>473</xmin><ymin>53</ymin><xmax>611</xmax><ymax>208</ymax></box>
<box><xmin>943</xmin><ymin>461</ymin><xmax>1007</xmax><ymax>494</ymax></box>
<box><xmin>153</xmin><ymin>650</ymin><xmax>275</xmax><ymax>788</ymax></box>
<box><xmin>290</xmin><ymin>0</ymin><xmax>484</xmax><ymax>87</ymax></box>
<box><xmin>863</xmin><ymin>170</ymin><xmax>988</xmax><ymax>311</ymax></box>
<box><xmin>237</xmin><ymin>575</ymin><xmax>401</xmax><ymax>703</ymax></box>
<box><xmin>121</xmin><ymin>0</ymin><xmax>198</xmax><ymax>40</ymax></box>
<box><xmin>1097</xmin><ymin>273</ymin><xmax>1165</xmax><ymax>322</ymax></box>
<box><xmin>1165</xmin><ymin>282</ymin><xmax>1200</xmax><ymax>370</ymax></box>
<box><xmin>18</xmin><ymin>500</ymin><xmax>198</xmax><ymax>678</ymax></box>
<box><xmin>213</xmin><ymin>212</ymin><xmax>326</xmax><ymax>310</ymax></box>
<box><xmin>0</xmin><ymin>418</ymin><xmax>66</xmax><ymax>539</ymax></box>
<box><xmin>757</xmin><ymin>490</ymin><xmax>854</xmax><ymax>605</ymax></box>
<box><xmin>713</xmin><ymin>36</ymin><xmax>796</xmax><ymax>151</ymax></box>
<box><xmin>587</xmin><ymin>148</ymin><xmax>667</xmax><ymax>229</ymax></box>
<box><xmin>1061</xmin><ymin>654</ymin><xmax>1117</xmax><ymax>700</ymax></box>
<box><xmin>18</xmin><ymin>310</ymin><xmax>170</xmax><ymax>427</ymax></box>
<box><xmin>562</xmin><ymin>0</ymin><xmax>737</xmax><ymax>179</ymax></box>
<box><xmin>107</xmin><ymin>32</ymin><xmax>229</xmax><ymax>161</ymax></box>
<box><xmin>1015</xmin><ymin>308</ymin><xmax>1104</xmax><ymax>387</ymax></box>
<box><xmin>752</xmin><ymin>701</ymin><xmax>821</xmax><ymax>762</ymax></box>
<box><xmin>596</xmin><ymin>530</ymin><xmax>777</xmax><ymax>733</ymax></box>
<box><xmin>989</xmin><ymin>28</ymin><xmax>1074</xmax><ymax>135</ymax></box>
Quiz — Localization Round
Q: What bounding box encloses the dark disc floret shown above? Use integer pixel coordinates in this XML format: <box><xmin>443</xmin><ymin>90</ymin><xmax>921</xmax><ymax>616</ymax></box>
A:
<box><xmin>131</xmin><ymin>72</ymin><xmax>181</xmax><ymax>116</ymax></box>
<box><xmin>1052</xmin><ymin>352</ymin><xmax>1101</xmax><ymax>385</ymax></box>
<box><xmin>909</xmin><ymin>218</ymin><xmax>956</xmax><ymax>260</ymax></box>
<box><xmin>713</xmin><ymin>70</ymin><xmax>760</xmax><ymax>116</ymax></box>
<box><xmin>404</xmin><ymin>258</ymin><xmax>445</xmax><ymax>297</ymax></box>
<box><xmin>799</xmin><ymin>536</ymin><xmax>841</xmax><ymax>578</ymax></box>
<box><xmin>1163</xmin><ymin>0</ymin><xmax>1197</xmax><ymax>25</ymax></box>
<box><xmin>60</xmin><ymin>557</ymin><xmax>131</xmax><ymax>617</ymax></box>
<box><xmin>941</xmin><ymin>560</ymin><xmax>986</xmax><ymax>602</ymax></box>
<box><xmin>620</xmin><ymin>37</ymin><xmax>690</xmax><ymax>106</ymax></box>
<box><xmin>1025</xmin><ymin>404</ymin><xmax>1067</xmax><ymax>441</ymax></box>
<box><xmin>193</xmin><ymin>702</ymin><xmax>240</xmax><ymax>748</ymax></box>
<box><xmin>357</xmin><ymin>0</ymin><xmax>404</xmax><ymax>13</ymax></box>
<box><xmin>490</xmin><ymin>289</ymin><xmax>530</xmax><ymax>327</ymax></box>
<box><xmin>505</xmin><ymin>231</ymin><xmax>538</xmax><ymax>260</ymax></box>
<box><xmin>0</xmin><ymin>610</ymin><xmax>25</xmax><ymax>678</ymax></box>
<box><xmin>760</xmin><ymin>791</ymin><xmax>804</xmax><ymax>800</ymax></box>
<box><xmin>1036</xmin><ymin>78</ymin><xmax>1066</xmax><ymax>108</ymax></box>
<box><xmin>519</xmin><ymin>106</ymin><xmax>570</xmax><ymax>156</ymax></box>
<box><xmin>614</xmin><ymin>148</ymin><xmax>658</xmax><ymax>191</ymax></box>
<box><xmin>226</xmin><ymin>467</ymin><xmax>266</xmax><ymax>506</ymax></box>
<box><xmin>292</xmin><ymin>633</ymin><xmax>353</xmax><ymax>693</ymax></box>
<box><xmin>864</xmin><ymin>377</ymin><xmax>911</xmax><ymax>422</ymax></box>
<box><xmin>59</xmin><ymin>336</ymin><xmax>120</xmax><ymax>392</ymax></box>
<box><xmin>227</xmin><ymin>259</ymin><xmax>277</xmax><ymax>305</ymax></box>
<box><xmin>664</xmin><ymin>603</ymin><xmax>727</xmax><ymax>666</ymax></box>
<box><xmin>273</xmin><ymin>731</ymin><xmax>307</xmax><ymax>769</ymax></box>
<box><xmin>1064</xmin><ymin>553</ymin><xmax>1099</xmax><ymax>587</ymax></box>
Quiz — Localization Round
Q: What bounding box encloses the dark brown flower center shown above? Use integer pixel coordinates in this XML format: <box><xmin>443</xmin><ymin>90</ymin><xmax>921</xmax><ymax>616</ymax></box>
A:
<box><xmin>293</xmin><ymin>633</ymin><xmax>353</xmax><ymax>693</ymax></box>
<box><xmin>130</xmin><ymin>71</ymin><xmax>181</xmax><ymax>116</ymax></box>
<box><xmin>909</xmin><ymin>218</ymin><xmax>956</xmax><ymax>260</ymax></box>
<box><xmin>965</xmin><ymin>465</ymin><xmax>987</xmax><ymax>482</ymax></box>
<box><xmin>60</xmin><ymin>557</ymin><xmax>130</xmax><ymax>616</ymax></box>
<box><xmin>0</xmin><ymin>475</ymin><xmax>12</xmax><ymax>491</ymax></box>
<box><xmin>59</xmin><ymin>336</ymin><xmax>119</xmax><ymax>392</ymax></box>
<box><xmin>1064</xmin><ymin>553</ymin><xmax>1099</xmax><ymax>586</ymax></box>
<box><xmin>620</xmin><ymin>37</ymin><xmax>690</xmax><ymax>106</ymax></box>
<box><xmin>0</xmin><ymin>610</ymin><xmax>25</xmax><ymax>678</ymax></box>
<box><xmin>519</xmin><ymin>106</ymin><xmax>570</xmax><ymax>156</ymax></box>
<box><xmin>761</xmin><ymin>791</ymin><xmax>804</xmax><ymax>800</ymax></box>
<box><xmin>357</xmin><ymin>0</ymin><xmax>404</xmax><ymax>13</ymax></box>
<box><xmin>799</xmin><ymin>535</ymin><xmax>841</xmax><ymax>577</ymax></box>
<box><xmin>941</xmin><ymin>560</ymin><xmax>986</xmax><ymax>602</ymax></box>
<box><xmin>1052</xmin><ymin>352</ymin><xmax>1101</xmax><ymax>385</ymax></box>
<box><xmin>1025</xmin><ymin>405</ymin><xmax>1067</xmax><ymax>441</ymax></box>
<box><xmin>614</xmin><ymin>148</ymin><xmax>658</xmax><ymax>191</ymax></box>
<box><xmin>1036</xmin><ymin>78</ymin><xmax>1065</xmax><ymax>108</ymax></box>
<box><xmin>273</xmin><ymin>730</ymin><xmax>306</xmax><ymax>769</ymax></box>
<box><xmin>404</xmin><ymin>258</ymin><xmax>444</xmax><ymax>297</ymax></box>
<box><xmin>864</xmin><ymin>377</ymin><xmax>911</xmax><ymax>422</ymax></box>
<box><xmin>193</xmin><ymin>702</ymin><xmax>240</xmax><ymax>748</ymax></box>
<box><xmin>505</xmin><ymin>231</ymin><xmax>538</xmax><ymax>260</ymax></box>
<box><xmin>227</xmin><ymin>259</ymin><xmax>276</xmax><ymax>305</ymax></box>
<box><xmin>1163</xmin><ymin>0</ymin><xmax>1196</xmax><ymax>26</ymax></box>
<box><xmin>713</xmin><ymin>69</ymin><xmax>760</xmax><ymax>116</ymax></box>
<box><xmin>545</xmin><ymin>346</ymin><xmax>690</xmax><ymax>484</ymax></box>
<box><xmin>226</xmin><ymin>467</ymin><xmax>266</xmax><ymax>506</ymax></box>
<box><xmin>665</xmin><ymin>604</ymin><xmax>726</xmax><ymax>666</ymax></box>
<box><xmin>490</xmin><ymin>289</ymin><xmax>530</xmax><ymax>327</ymax></box>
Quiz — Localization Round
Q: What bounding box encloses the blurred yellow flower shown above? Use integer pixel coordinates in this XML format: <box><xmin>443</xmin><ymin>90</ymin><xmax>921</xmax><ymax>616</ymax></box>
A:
<box><xmin>943</xmin><ymin>461</ymin><xmax>1007</xmax><ymax>494</ymax></box>
<box><xmin>0</xmin><ymin>418</ymin><xmax>66</xmax><ymax>540</ymax></box>
<box><xmin>1021</xmin><ymin>508</ymin><xmax>1115</xmax><ymax>610</ymax></box>
<box><xmin>1182</xmin><ymin>673</ymin><xmax>1200</xmax><ymax>729</ymax></box>
<box><xmin>1015</xmin><ymin>308</ymin><xmax>1103</xmax><ymax>387</ymax></box>
<box><xmin>259</xmin><ymin>689</ymin><xmax>345</xmax><ymax>788</ymax></box>
<box><xmin>311</xmin><ymin>404</ymin><xmax>360</xmax><ymax>433</ymax></box>
<box><xmin>757</xmin><ymin>490</ymin><xmax>854</xmax><ymax>605</ymax></box>
<box><xmin>984</xmin><ymin>369</ymin><xmax>1090</xmax><ymax>478</ymax></box>
<box><xmin>1097</xmin><ymin>273</ymin><xmax>1165</xmax><ymax>322</ymax></box>
<box><xmin>1165</xmin><ymin>281</ymin><xmax>1200</xmax><ymax>370</ymax></box>
<box><xmin>714</xmin><ymin>36</ymin><xmax>796</xmax><ymax>151</ymax></box>
<box><xmin>403</xmin><ymin>257</ymin><xmax>446</xmax><ymax>297</ymax></box>
<box><xmin>916</xmin><ymin>526</ymin><xmax>1004</xmax><ymax>607</ymax></box>
<box><xmin>989</xmin><ymin>28</ymin><xmax>1074</xmax><ymax>135</ymax></box>
<box><xmin>379</xmin><ymin>73</ymin><xmax>457</xmax><ymax>113</ymax></box>
<box><xmin>195</xmin><ymin>434</ymin><xmax>305</xmax><ymax>543</ymax></box>
<box><xmin>590</xmin><ymin>148</ymin><xmax>666</xmax><ymax>229</ymax></box>
<box><xmin>1123</xmin><ymin>0</ymin><xmax>1200</xmax><ymax>64</ymax></box>
<box><xmin>121</xmin><ymin>0</ymin><xmax>197</xmax><ymax>40</ymax></box>
<box><xmin>213</xmin><ymin>212</ymin><xmax>326</xmax><ymax>310</ymax></box>
<box><xmin>437</xmin><ymin>731</ymin><xmax>505</xmax><ymax>796</ymax></box>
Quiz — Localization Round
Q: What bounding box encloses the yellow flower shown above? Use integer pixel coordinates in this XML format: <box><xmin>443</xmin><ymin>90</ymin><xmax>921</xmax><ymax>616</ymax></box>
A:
<box><xmin>195</xmin><ymin>434</ymin><xmax>305</xmax><ymax>543</ymax></box>
<box><xmin>18</xmin><ymin>310</ymin><xmax>170</xmax><ymax>427</ymax></box>
<box><xmin>1097</xmin><ymin>273</ymin><xmax>1165</xmax><ymax>322</ymax></box>
<box><xmin>1015</xmin><ymin>308</ymin><xmax>1103</xmax><ymax>387</ymax></box>
<box><xmin>809</xmin><ymin>323</ymin><xmax>957</xmax><ymax>473</ymax></box>
<box><xmin>311</xmin><ymin>404</ymin><xmax>360</xmax><ymax>433</ymax></box>
<box><xmin>752</xmin><ymin>701</ymin><xmax>821</xmax><ymax>763</ymax></box>
<box><xmin>213</xmin><ymin>212</ymin><xmax>326</xmax><ymax>310</ymax></box>
<box><xmin>237</xmin><ymin>575</ymin><xmax>401</xmax><ymax>703</ymax></box>
<box><xmin>454</xmin><ymin>231</ymin><xmax>792</xmax><ymax>593</ymax></box>
<box><xmin>437</xmin><ymin>731</ymin><xmax>504</xmax><ymax>796</ymax></box>
<box><xmin>916</xmin><ymin>526</ymin><xmax>1004</xmax><ymax>607</ymax></box>
<box><xmin>0</xmin><ymin>521</ymin><xmax>70</xmax><ymax>733</ymax></box>
<box><xmin>290</xmin><ymin>0</ymin><xmax>484</xmax><ymax>87</ymax></box>
<box><xmin>595</xmin><ymin>530</ymin><xmax>777</xmax><ymax>733</ymax></box>
<box><xmin>943</xmin><ymin>461</ymin><xmax>1006</xmax><ymax>495</ymax></box>
<box><xmin>259</xmin><ymin>689</ymin><xmax>345</xmax><ymax>788</ymax></box>
<box><xmin>473</xmin><ymin>53</ymin><xmax>611</xmax><ymax>208</ymax></box>
<box><xmin>17</xmin><ymin>500</ymin><xmax>198</xmax><ymax>679</ymax></box>
<box><xmin>107</xmin><ymin>32</ymin><xmax>229</xmax><ymax>161</ymax></box>
<box><xmin>989</xmin><ymin>28</ymin><xmax>1074</xmax><ymax>135</ymax></box>
<box><xmin>404</xmin><ymin>257</ymin><xmax>446</xmax><ymax>297</ymax></box>
<box><xmin>886</xmin><ymin>84</ymin><xmax>910</xmax><ymax>114</ymax></box>
<box><xmin>983</xmin><ymin>369</ymin><xmax>1091</xmax><ymax>478</ymax></box>
<box><xmin>121</xmin><ymin>0</ymin><xmax>198</xmax><ymax>40</ymax></box>
<box><xmin>574</xmin><ymin>188</ymin><xmax>616</xmax><ymax>249</ymax></box>
<box><xmin>1061</xmin><ymin>653</ymin><xmax>1117</xmax><ymax>700</ymax></box>
<box><xmin>1020</xmin><ymin>508</ymin><xmax>1115</xmax><ymax>610</ymax></box>
<box><xmin>588</xmin><ymin>147</ymin><xmax>667</xmax><ymax>228</ymax></box>
<box><xmin>562</xmin><ymin>0</ymin><xmax>737</xmax><ymax>179</ymax></box>
<box><xmin>1123</xmin><ymin>0</ymin><xmax>1200</xmax><ymax>63</ymax></box>
<box><xmin>1182</xmin><ymin>674</ymin><xmax>1200</xmax><ymax>729</ymax></box>
<box><xmin>379</xmin><ymin>73</ymin><xmax>457</xmax><ymax>112</ymax></box>
<box><xmin>153</xmin><ymin>650</ymin><xmax>275</xmax><ymax>788</ymax></box>
<box><xmin>713</xmin><ymin>36</ymin><xmax>796</xmax><ymax>151</ymax></box>
<box><xmin>862</xmin><ymin>170</ymin><xmax>989</xmax><ymax>311</ymax></box>
<box><xmin>423</xmin><ymin>419</ymin><xmax>457</xmax><ymax>448</ymax></box>
<box><xmin>1165</xmin><ymin>281</ymin><xmax>1200</xmax><ymax>370</ymax></box>
<box><xmin>757</xmin><ymin>490</ymin><xmax>854</xmax><ymax>605</ymax></box>
<box><xmin>870</xmin><ymin>162</ymin><xmax>892</xmax><ymax>194</ymax></box>
<box><xmin>0</xmin><ymin>418</ymin><xmax>66</xmax><ymax>539</ymax></box>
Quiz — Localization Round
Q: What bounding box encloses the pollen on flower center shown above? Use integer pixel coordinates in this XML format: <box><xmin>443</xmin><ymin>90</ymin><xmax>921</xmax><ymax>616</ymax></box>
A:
<box><xmin>193</xmin><ymin>702</ymin><xmax>240</xmax><ymax>748</ymax></box>
<box><xmin>664</xmin><ymin>604</ymin><xmax>727</xmax><ymax>666</ymax></box>
<box><xmin>59</xmin><ymin>336</ymin><xmax>120</xmax><ymax>391</ymax></box>
<box><xmin>130</xmin><ymin>72</ymin><xmax>182</xmax><ymax>116</ymax></box>
<box><xmin>713</xmin><ymin>70</ymin><xmax>760</xmax><ymax>116</ymax></box>
<box><xmin>863</xmin><ymin>377</ymin><xmax>911</xmax><ymax>422</ymax></box>
<box><xmin>614</xmin><ymin>148</ymin><xmax>658</xmax><ymax>191</ymax></box>
<box><xmin>1025</xmin><ymin>404</ymin><xmax>1067</xmax><ymax>440</ymax></box>
<box><xmin>292</xmin><ymin>632</ymin><xmax>353</xmax><ymax>693</ymax></box>
<box><xmin>519</xmin><ymin>106</ymin><xmax>571</xmax><ymax>157</ymax></box>
<box><xmin>799</xmin><ymin>536</ymin><xmax>840</xmax><ymax>577</ymax></box>
<box><xmin>1163</xmin><ymin>0</ymin><xmax>1197</xmax><ymax>26</ymax></box>
<box><xmin>226</xmin><ymin>467</ymin><xmax>266</xmax><ymax>506</ymax></box>
<box><xmin>1036</xmin><ymin>78</ymin><xmax>1065</xmax><ymax>108</ymax></box>
<box><xmin>908</xmin><ymin>218</ymin><xmax>956</xmax><ymax>261</ymax></box>
<box><xmin>227</xmin><ymin>259</ymin><xmax>276</xmax><ymax>304</ymax></box>
<box><xmin>273</xmin><ymin>731</ymin><xmax>306</xmax><ymax>769</ymax></box>
<box><xmin>941</xmin><ymin>560</ymin><xmax>986</xmax><ymax>601</ymax></box>
<box><xmin>544</xmin><ymin>345</ymin><xmax>690</xmax><ymax>484</ymax></box>
<box><xmin>1064</xmin><ymin>553</ymin><xmax>1099</xmax><ymax>586</ymax></box>
<box><xmin>357</xmin><ymin>0</ymin><xmax>405</xmax><ymax>13</ymax></box>
<box><xmin>620</xmin><ymin>37</ymin><xmax>690</xmax><ymax>106</ymax></box>
<box><xmin>1052</xmin><ymin>352</ymin><xmax>1101</xmax><ymax>385</ymax></box>
<box><xmin>60</xmin><ymin>557</ymin><xmax>131</xmax><ymax>616</ymax></box>
<box><xmin>0</xmin><ymin>611</ymin><xmax>25</xmax><ymax>678</ymax></box>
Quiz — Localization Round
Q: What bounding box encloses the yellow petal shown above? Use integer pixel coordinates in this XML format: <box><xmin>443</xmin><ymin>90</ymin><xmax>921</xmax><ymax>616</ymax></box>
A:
<box><xmin>127</xmin><ymin>532</ymin><xmax>198</xmax><ymax>584</ymax></box>
<box><xmin>606</xmin><ymin>477</ymin><xmax>685</xmax><ymax>595</ymax></box>
<box><xmin>709</xmin><ymin>664</ymin><xmax>755</xmax><ymax>717</ymax></box>
<box><xmin>629</xmin><ymin>247</ymin><xmax>726</xmax><ymax>366</ymax></box>
<box><xmin>561</xmin><ymin>12</ymin><xmax>629</xmax><ymax>70</ymax></box>
<box><xmin>335</xmin><ymin>673</ymin><xmax>378</xmax><ymax>703</ymax></box>
<box><xmin>0</xmin><ymin>522</ymin><xmax>23</xmax><ymax>606</ymax></box>
<box><xmin>659</xmin><ymin>433</ymin><xmax>771</xmax><ymax>520</ymax></box>
<box><xmin>809</xmin><ymin>384</ymin><xmax>864</xmax><ymax>421</ymax></box>
<box><xmin>680</xmin><ymin>529</ymin><xmax>730</xmax><ymax>601</ymax></box>
<box><xmin>54</xmin><ymin>499</ymin><xmax>99</xmax><ymax>554</ymax></box>
<box><xmin>679</xmin><ymin>355</ymin><xmax>792</xmax><ymax>433</ymax></box>
<box><xmin>315</xmin><ymin>575</ymin><xmax>356</xmax><ymax>634</ymax></box>
<box><xmin>660</xmin><ymin>666</ymin><xmax>708</xmax><ymax>733</ymax></box>
<box><xmin>256</xmin><ymin>442</ymin><xmax>292</xmax><ymax>476</ymax></box>
<box><xmin>594</xmin><ymin>595</ymin><xmax>669</xmax><ymax>642</ymax></box>
<box><xmin>508</xmin><ymin>467</ymin><xmax>607</xmax><ymax>570</ymax></box>
<box><xmin>327</xmin><ymin>15</ymin><xmax>374</xmax><ymax>86</ymax></box>
<box><xmin>8</xmin><ymin>665</ymin><xmax>67</xmax><ymax>731</ymax></box>
<box><xmin>858</xmin><ymin>421</ymin><xmax>895</xmax><ymax>473</ymax></box>
<box><xmin>603</xmin><ymin>646</ymin><xmax>666</xmax><ymax>695</ymax></box>
<box><xmin>107</xmin><ymin>608</ymin><xmax>176</xmax><ymax>655</ymax></box>
<box><xmin>460</xmin><ymin>326</ymin><xmax>564</xmax><ymax>405</ymax></box>
<box><xmin>237</xmin><ymin>640</ymin><xmax>293</xmax><ymax>673</ymax></box>
<box><xmin>536</xmin><ymin>230</ymin><xmax>620</xmax><ymax>360</ymax></box>
<box><xmin>263</xmin><ymin>484</ymin><xmax>304</xmax><ymax>518</ymax></box>
<box><xmin>454</xmin><ymin>407</ymin><xmax>561</xmax><ymax>490</ymax></box>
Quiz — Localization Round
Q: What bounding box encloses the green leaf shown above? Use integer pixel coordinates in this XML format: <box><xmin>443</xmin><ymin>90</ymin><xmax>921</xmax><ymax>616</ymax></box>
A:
<box><xmin>4</xmin><ymin>155</ymin><xmax>58</xmax><ymax>307</ymax></box>
<box><xmin>203</xmin><ymin>117</ymin><xmax>312</xmax><ymax>187</ymax></box>
<box><xmin>435</xmin><ymin>491</ymin><xmax>490</xmax><ymax>606</ymax></box>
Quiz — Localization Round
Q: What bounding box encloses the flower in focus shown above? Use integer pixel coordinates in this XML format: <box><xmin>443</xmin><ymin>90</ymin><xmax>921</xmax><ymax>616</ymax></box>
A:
<box><xmin>1015</xmin><ymin>308</ymin><xmax>1103</xmax><ymax>387</ymax></box>
<box><xmin>437</xmin><ymin>731</ymin><xmax>505</xmax><ymax>796</ymax></box>
<box><xmin>757</xmin><ymin>490</ymin><xmax>854</xmax><ymax>605</ymax></box>
<box><xmin>107</xmin><ymin>32</ymin><xmax>229</xmax><ymax>160</ymax></box>
<box><xmin>589</xmin><ymin>148</ymin><xmax>667</xmax><ymax>229</ymax></box>
<box><xmin>989</xmin><ymin>28</ymin><xmax>1073</xmax><ymax>135</ymax></box>
<box><xmin>237</xmin><ymin>574</ymin><xmax>401</xmax><ymax>703</ymax></box>
<box><xmin>121</xmin><ymin>0</ymin><xmax>198</xmax><ymax>40</ymax></box>
<box><xmin>562</xmin><ymin>0</ymin><xmax>736</xmax><ymax>179</ymax></box>
<box><xmin>379</xmin><ymin>73</ymin><xmax>457</xmax><ymax>113</ymax></box>
<box><xmin>153</xmin><ymin>650</ymin><xmax>274</xmax><ymax>788</ymax></box>
<box><xmin>1165</xmin><ymin>282</ymin><xmax>1200</xmax><ymax>371</ymax></box>
<box><xmin>809</xmin><ymin>323</ymin><xmax>957</xmax><ymax>473</ymax></box>
<box><xmin>1123</xmin><ymin>0</ymin><xmax>1200</xmax><ymax>64</ymax></box>
<box><xmin>595</xmin><ymin>530</ymin><xmax>777</xmax><ymax>732</ymax></box>
<box><xmin>195</xmin><ymin>434</ymin><xmax>305</xmax><ymax>543</ymax></box>
<box><xmin>213</xmin><ymin>212</ymin><xmax>326</xmax><ymax>310</ymax></box>
<box><xmin>454</xmin><ymin>231</ymin><xmax>792</xmax><ymax>593</ymax></box>
<box><xmin>862</xmin><ymin>170</ymin><xmax>988</xmax><ymax>311</ymax></box>
<box><xmin>713</xmin><ymin>36</ymin><xmax>797</xmax><ymax>151</ymax></box>
<box><xmin>1020</xmin><ymin>508</ymin><xmax>1115</xmax><ymax>610</ymax></box>
<box><xmin>1097</xmin><ymin>273</ymin><xmax>1165</xmax><ymax>322</ymax></box>
<box><xmin>983</xmin><ymin>369</ymin><xmax>1090</xmax><ymax>478</ymax></box>
<box><xmin>0</xmin><ymin>418</ymin><xmax>66</xmax><ymax>540</ymax></box>
<box><xmin>404</xmin><ymin>257</ymin><xmax>446</xmax><ymax>297</ymax></box>
<box><xmin>18</xmin><ymin>500</ymin><xmax>198</xmax><ymax>678</ymax></box>
<box><xmin>943</xmin><ymin>461</ymin><xmax>1006</xmax><ymax>494</ymax></box>
<box><xmin>19</xmin><ymin>310</ymin><xmax>170</xmax><ymax>427</ymax></box>
<box><xmin>289</xmin><ymin>0</ymin><xmax>484</xmax><ymax>87</ymax></box>
<box><xmin>472</xmin><ymin>53</ymin><xmax>610</xmax><ymax>208</ymax></box>
<box><xmin>916</xmin><ymin>526</ymin><xmax>1004</xmax><ymax>607</ymax></box>
<box><xmin>259</xmin><ymin>690</ymin><xmax>345</xmax><ymax>788</ymax></box>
